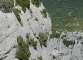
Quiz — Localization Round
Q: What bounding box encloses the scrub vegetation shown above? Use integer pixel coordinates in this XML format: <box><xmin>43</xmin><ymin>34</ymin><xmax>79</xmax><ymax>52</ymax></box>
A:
<box><xmin>63</xmin><ymin>39</ymin><xmax>75</xmax><ymax>47</ymax></box>
<box><xmin>13</xmin><ymin>9</ymin><xmax>23</xmax><ymax>26</ymax></box>
<box><xmin>41</xmin><ymin>9</ymin><xmax>47</xmax><ymax>18</ymax></box>
<box><xmin>16</xmin><ymin>36</ymin><xmax>31</xmax><ymax>60</ymax></box>
<box><xmin>50</xmin><ymin>31</ymin><xmax>61</xmax><ymax>38</ymax></box>
<box><xmin>38</xmin><ymin>33</ymin><xmax>48</xmax><ymax>47</ymax></box>
<box><xmin>26</xmin><ymin>33</ymin><xmax>38</xmax><ymax>50</ymax></box>
<box><xmin>29</xmin><ymin>38</ymin><xmax>38</xmax><ymax>49</ymax></box>
<box><xmin>0</xmin><ymin>0</ymin><xmax>14</xmax><ymax>13</ymax></box>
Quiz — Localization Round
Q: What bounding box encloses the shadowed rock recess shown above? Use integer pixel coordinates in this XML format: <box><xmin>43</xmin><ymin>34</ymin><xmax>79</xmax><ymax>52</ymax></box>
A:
<box><xmin>0</xmin><ymin>0</ymin><xmax>83</xmax><ymax>60</ymax></box>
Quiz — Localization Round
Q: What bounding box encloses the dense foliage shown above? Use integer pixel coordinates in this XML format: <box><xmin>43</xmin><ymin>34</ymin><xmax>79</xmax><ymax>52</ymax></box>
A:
<box><xmin>16</xmin><ymin>36</ymin><xmax>31</xmax><ymax>60</ymax></box>
<box><xmin>63</xmin><ymin>39</ymin><xmax>75</xmax><ymax>47</ymax></box>
<box><xmin>41</xmin><ymin>0</ymin><xmax>83</xmax><ymax>38</ymax></box>
<box><xmin>42</xmin><ymin>0</ymin><xmax>83</xmax><ymax>23</ymax></box>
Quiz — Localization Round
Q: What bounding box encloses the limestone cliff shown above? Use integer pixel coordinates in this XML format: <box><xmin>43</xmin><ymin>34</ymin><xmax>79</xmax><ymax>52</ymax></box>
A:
<box><xmin>0</xmin><ymin>0</ymin><xmax>83</xmax><ymax>60</ymax></box>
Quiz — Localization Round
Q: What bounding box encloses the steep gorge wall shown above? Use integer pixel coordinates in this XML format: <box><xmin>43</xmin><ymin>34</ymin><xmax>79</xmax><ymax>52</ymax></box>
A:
<box><xmin>0</xmin><ymin>0</ymin><xmax>83</xmax><ymax>60</ymax></box>
<box><xmin>0</xmin><ymin>0</ymin><xmax>51</xmax><ymax>60</ymax></box>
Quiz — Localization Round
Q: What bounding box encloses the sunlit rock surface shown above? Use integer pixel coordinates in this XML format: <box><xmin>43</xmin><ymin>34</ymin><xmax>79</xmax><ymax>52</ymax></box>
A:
<box><xmin>0</xmin><ymin>0</ymin><xmax>83</xmax><ymax>60</ymax></box>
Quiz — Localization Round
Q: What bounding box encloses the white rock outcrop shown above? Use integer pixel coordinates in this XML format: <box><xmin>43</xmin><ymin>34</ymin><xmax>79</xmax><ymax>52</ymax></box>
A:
<box><xmin>0</xmin><ymin>1</ymin><xmax>51</xmax><ymax>60</ymax></box>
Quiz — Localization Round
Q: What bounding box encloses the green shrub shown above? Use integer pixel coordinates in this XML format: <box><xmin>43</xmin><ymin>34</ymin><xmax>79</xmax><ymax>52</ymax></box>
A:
<box><xmin>0</xmin><ymin>0</ymin><xmax>14</xmax><ymax>13</ymax></box>
<box><xmin>16</xmin><ymin>0</ymin><xmax>30</xmax><ymax>12</ymax></box>
<box><xmin>13</xmin><ymin>9</ymin><xmax>23</xmax><ymax>26</ymax></box>
<box><xmin>50</xmin><ymin>31</ymin><xmax>61</xmax><ymax>39</ymax></box>
<box><xmin>55</xmin><ymin>32</ymin><xmax>61</xmax><ymax>38</ymax></box>
<box><xmin>41</xmin><ymin>9</ymin><xmax>47</xmax><ymax>18</ymax></box>
<box><xmin>17</xmin><ymin>36</ymin><xmax>24</xmax><ymax>46</ymax></box>
<box><xmin>38</xmin><ymin>33</ymin><xmax>48</xmax><ymax>47</ymax></box>
<box><xmin>37</xmin><ymin>56</ymin><xmax>42</xmax><ymax>60</ymax></box>
<box><xmin>29</xmin><ymin>38</ymin><xmax>38</xmax><ymax>49</ymax></box>
<box><xmin>81</xmin><ymin>42</ymin><xmax>83</xmax><ymax>45</ymax></box>
<box><xmin>50</xmin><ymin>32</ymin><xmax>56</xmax><ymax>39</ymax></box>
<box><xmin>26</xmin><ymin>33</ymin><xmax>38</xmax><ymax>49</ymax></box>
<box><xmin>63</xmin><ymin>39</ymin><xmax>75</xmax><ymax>47</ymax></box>
<box><xmin>52</xmin><ymin>55</ymin><xmax>56</xmax><ymax>59</ymax></box>
<box><xmin>16</xmin><ymin>36</ymin><xmax>31</xmax><ymax>60</ymax></box>
<box><xmin>35</xmin><ymin>18</ymin><xmax>38</xmax><ymax>21</ymax></box>
<box><xmin>26</xmin><ymin>33</ymin><xmax>30</xmax><ymax>40</ymax></box>
<box><xmin>31</xmin><ymin>0</ymin><xmax>41</xmax><ymax>7</ymax></box>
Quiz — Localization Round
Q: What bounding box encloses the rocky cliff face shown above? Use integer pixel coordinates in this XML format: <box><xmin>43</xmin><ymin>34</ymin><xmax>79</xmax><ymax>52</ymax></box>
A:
<box><xmin>0</xmin><ymin>0</ymin><xmax>51</xmax><ymax>60</ymax></box>
<box><xmin>0</xmin><ymin>0</ymin><xmax>83</xmax><ymax>60</ymax></box>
